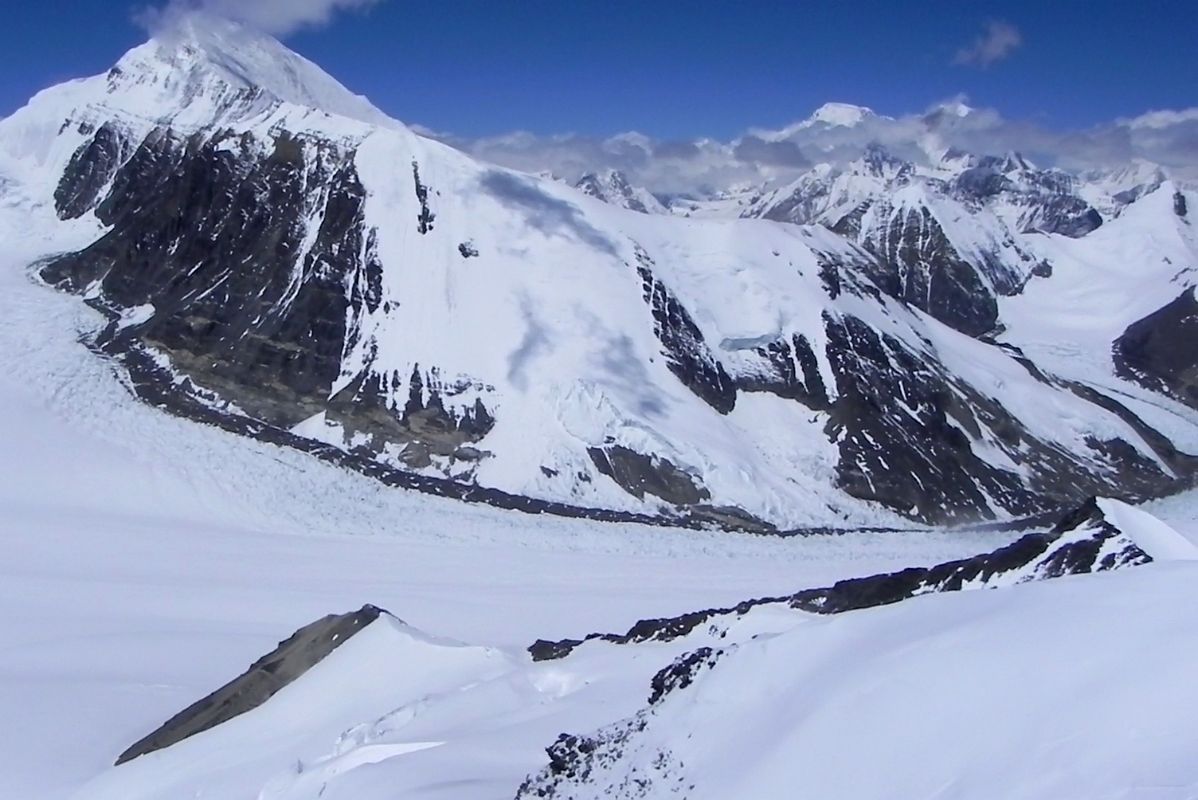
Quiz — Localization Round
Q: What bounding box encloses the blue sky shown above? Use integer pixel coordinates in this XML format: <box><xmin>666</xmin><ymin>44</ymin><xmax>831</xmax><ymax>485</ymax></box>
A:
<box><xmin>2</xmin><ymin>1</ymin><xmax>1196</xmax><ymax>139</ymax></box>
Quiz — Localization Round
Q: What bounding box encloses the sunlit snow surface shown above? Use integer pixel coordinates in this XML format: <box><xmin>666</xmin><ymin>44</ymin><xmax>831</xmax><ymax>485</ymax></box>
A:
<box><xmin>2</xmin><ymin>230</ymin><xmax>1197</xmax><ymax>797</ymax></box>
<box><xmin>1</xmin><ymin>16</ymin><xmax>1197</xmax><ymax>799</ymax></box>
<box><xmin>0</xmin><ymin>224</ymin><xmax>1026</xmax><ymax>798</ymax></box>
<box><xmin>2</xmin><ymin>14</ymin><xmax>1193</xmax><ymax>527</ymax></box>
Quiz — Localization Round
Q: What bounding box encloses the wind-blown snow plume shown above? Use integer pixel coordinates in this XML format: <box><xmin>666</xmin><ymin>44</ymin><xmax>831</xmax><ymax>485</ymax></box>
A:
<box><xmin>138</xmin><ymin>0</ymin><xmax>386</xmax><ymax>36</ymax></box>
<box><xmin>954</xmin><ymin>20</ymin><xmax>1023</xmax><ymax>67</ymax></box>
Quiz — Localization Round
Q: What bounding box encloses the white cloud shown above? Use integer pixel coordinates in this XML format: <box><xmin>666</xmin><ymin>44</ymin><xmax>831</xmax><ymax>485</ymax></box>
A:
<box><xmin>440</xmin><ymin>99</ymin><xmax>1198</xmax><ymax>194</ymax></box>
<box><xmin>139</xmin><ymin>0</ymin><xmax>385</xmax><ymax>37</ymax></box>
<box><xmin>954</xmin><ymin>21</ymin><xmax>1022</xmax><ymax>67</ymax></box>
<box><xmin>446</xmin><ymin>130</ymin><xmax>786</xmax><ymax>196</ymax></box>
<box><xmin>1120</xmin><ymin>108</ymin><xmax>1198</xmax><ymax>130</ymax></box>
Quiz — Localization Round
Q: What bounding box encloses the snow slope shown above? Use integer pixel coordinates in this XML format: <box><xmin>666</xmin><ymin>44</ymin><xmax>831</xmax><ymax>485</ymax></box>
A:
<box><xmin>5</xmin><ymin>206</ymin><xmax>1193</xmax><ymax>798</ymax></box>
<box><xmin>519</xmin><ymin>561</ymin><xmax>1198</xmax><ymax>800</ymax></box>
<box><xmin>1002</xmin><ymin>182</ymin><xmax>1198</xmax><ymax>365</ymax></box>
<box><xmin>0</xmin><ymin>216</ymin><xmax>1019</xmax><ymax>799</ymax></box>
<box><xmin>1097</xmin><ymin>496</ymin><xmax>1198</xmax><ymax>560</ymax></box>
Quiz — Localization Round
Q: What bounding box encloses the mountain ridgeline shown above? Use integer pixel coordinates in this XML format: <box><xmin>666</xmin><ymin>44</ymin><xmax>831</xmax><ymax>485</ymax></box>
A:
<box><xmin>3</xmin><ymin>15</ymin><xmax>1196</xmax><ymax>529</ymax></box>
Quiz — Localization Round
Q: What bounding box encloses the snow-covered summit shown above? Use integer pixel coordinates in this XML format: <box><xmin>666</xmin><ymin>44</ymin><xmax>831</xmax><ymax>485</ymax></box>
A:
<box><xmin>766</xmin><ymin>102</ymin><xmax>884</xmax><ymax>140</ymax></box>
<box><xmin>804</xmin><ymin>102</ymin><xmax>877</xmax><ymax>128</ymax></box>
<box><xmin>575</xmin><ymin>168</ymin><xmax>668</xmax><ymax>214</ymax></box>
<box><xmin>922</xmin><ymin>97</ymin><xmax>978</xmax><ymax>126</ymax></box>
<box><xmin>113</xmin><ymin>12</ymin><xmax>401</xmax><ymax>129</ymax></box>
<box><xmin>0</xmin><ymin>9</ymin><xmax>401</xmax><ymax>159</ymax></box>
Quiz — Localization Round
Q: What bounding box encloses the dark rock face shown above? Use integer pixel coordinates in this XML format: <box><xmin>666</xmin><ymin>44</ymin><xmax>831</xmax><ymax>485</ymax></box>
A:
<box><xmin>634</xmin><ymin>249</ymin><xmax>737</xmax><ymax>414</ymax></box>
<box><xmin>734</xmin><ymin>333</ymin><xmax>830</xmax><ymax>410</ymax></box>
<box><xmin>55</xmin><ymin>122</ymin><xmax>128</xmax><ymax>220</ymax></box>
<box><xmin>43</xmin><ymin>127</ymin><xmax>365</xmax><ymax>429</ymax></box>
<box><xmin>821</xmin><ymin>313</ymin><xmax>1185</xmax><ymax>523</ymax></box>
<box><xmin>575</xmin><ymin>170</ymin><xmax>660</xmax><ymax>214</ymax></box>
<box><xmin>758</xmin><ymin>181</ymin><xmax>831</xmax><ymax>228</ymax></box>
<box><xmin>588</xmin><ymin>445</ymin><xmax>710</xmax><ymax>506</ymax></box>
<box><xmin>413</xmin><ymin>160</ymin><xmax>435</xmax><ymax>234</ymax></box>
<box><xmin>824</xmin><ymin>314</ymin><xmax>1037</xmax><ymax>523</ymax></box>
<box><xmin>515</xmin><ymin>718</ymin><xmax>669</xmax><ymax>800</ymax></box>
<box><xmin>860</xmin><ymin>143</ymin><xmax>913</xmax><ymax>180</ymax></box>
<box><xmin>837</xmin><ymin>201</ymin><xmax>1001</xmax><ymax>337</ymax></box>
<box><xmin>951</xmin><ymin>159</ymin><xmax>1103</xmax><ymax>237</ymax></box>
<box><xmin>646</xmin><ymin>647</ymin><xmax>721</xmax><ymax>705</ymax></box>
<box><xmin>528</xmin><ymin>497</ymin><xmax>1152</xmax><ymax>661</ymax></box>
<box><xmin>116</xmin><ymin>605</ymin><xmax>385</xmax><ymax>765</ymax></box>
<box><xmin>749</xmin><ymin>150</ymin><xmax>1098</xmax><ymax>337</ymax></box>
<box><xmin>1059</xmin><ymin>378</ymin><xmax>1198</xmax><ymax>481</ymax></box>
<box><xmin>41</xmin><ymin>124</ymin><xmax>500</xmax><ymax>479</ymax></box>
<box><xmin>325</xmin><ymin>366</ymin><xmax>496</xmax><ymax>470</ymax></box>
<box><xmin>954</xmin><ymin>165</ymin><xmax>1012</xmax><ymax>200</ymax></box>
<box><xmin>519</xmin><ymin>646</ymin><xmax>724</xmax><ymax>797</ymax></box>
<box><xmin>1056</xmin><ymin>207</ymin><xmax>1104</xmax><ymax>237</ymax></box>
<box><xmin>1175</xmin><ymin>191</ymin><xmax>1188</xmax><ymax>218</ymax></box>
<box><xmin>1115</xmin><ymin>289</ymin><xmax>1198</xmax><ymax>410</ymax></box>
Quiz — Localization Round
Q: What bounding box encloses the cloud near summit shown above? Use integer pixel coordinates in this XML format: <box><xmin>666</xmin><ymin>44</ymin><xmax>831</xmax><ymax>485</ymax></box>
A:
<box><xmin>138</xmin><ymin>0</ymin><xmax>386</xmax><ymax>37</ymax></box>
<box><xmin>431</xmin><ymin>99</ymin><xmax>1198</xmax><ymax>195</ymax></box>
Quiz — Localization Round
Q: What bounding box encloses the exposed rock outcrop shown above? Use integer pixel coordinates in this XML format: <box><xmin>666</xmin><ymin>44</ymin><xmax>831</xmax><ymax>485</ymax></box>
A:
<box><xmin>116</xmin><ymin>605</ymin><xmax>385</xmax><ymax>765</ymax></box>
<box><xmin>528</xmin><ymin>497</ymin><xmax>1155</xmax><ymax>661</ymax></box>
<box><xmin>1114</xmin><ymin>288</ymin><xmax>1198</xmax><ymax>411</ymax></box>
<box><xmin>587</xmin><ymin>445</ymin><xmax>710</xmax><ymax>506</ymax></box>
<box><xmin>634</xmin><ymin>249</ymin><xmax>737</xmax><ymax>414</ymax></box>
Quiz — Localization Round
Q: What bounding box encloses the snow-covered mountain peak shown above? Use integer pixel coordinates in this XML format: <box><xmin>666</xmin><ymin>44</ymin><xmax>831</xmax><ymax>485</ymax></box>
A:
<box><xmin>992</xmin><ymin>151</ymin><xmax>1035</xmax><ymax>173</ymax></box>
<box><xmin>764</xmin><ymin>103</ymin><xmax>884</xmax><ymax>140</ymax></box>
<box><xmin>1101</xmin><ymin>158</ymin><xmax>1169</xmax><ymax>185</ymax></box>
<box><xmin>1076</xmin><ymin>159</ymin><xmax>1171</xmax><ymax>216</ymax></box>
<box><xmin>805</xmin><ymin>102</ymin><xmax>877</xmax><ymax>128</ymax></box>
<box><xmin>852</xmin><ymin>142</ymin><xmax>912</xmax><ymax>179</ymax></box>
<box><xmin>0</xmin><ymin>13</ymin><xmax>408</xmax><ymax>190</ymax></box>
<box><xmin>575</xmin><ymin>168</ymin><xmax>668</xmax><ymax>214</ymax></box>
<box><xmin>928</xmin><ymin>97</ymin><xmax>977</xmax><ymax>120</ymax></box>
<box><xmin>110</xmin><ymin>12</ymin><xmax>400</xmax><ymax>129</ymax></box>
<box><xmin>920</xmin><ymin>98</ymin><xmax>981</xmax><ymax>135</ymax></box>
